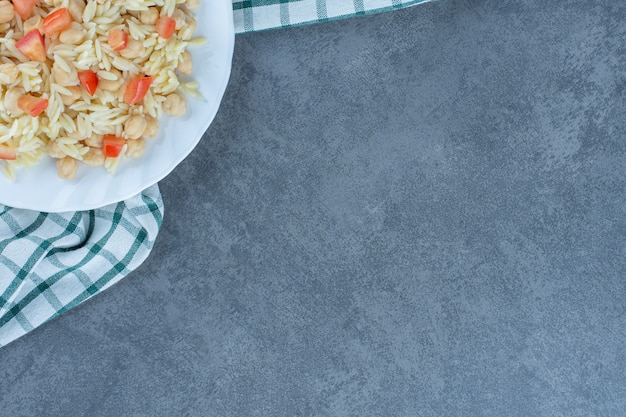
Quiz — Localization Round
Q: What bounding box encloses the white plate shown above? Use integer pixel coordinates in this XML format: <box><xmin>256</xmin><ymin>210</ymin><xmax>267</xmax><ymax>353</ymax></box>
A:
<box><xmin>0</xmin><ymin>0</ymin><xmax>234</xmax><ymax>212</ymax></box>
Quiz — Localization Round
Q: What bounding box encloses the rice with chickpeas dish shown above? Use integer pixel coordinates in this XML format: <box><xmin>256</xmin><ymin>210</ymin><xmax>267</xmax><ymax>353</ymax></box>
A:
<box><xmin>0</xmin><ymin>0</ymin><xmax>202</xmax><ymax>180</ymax></box>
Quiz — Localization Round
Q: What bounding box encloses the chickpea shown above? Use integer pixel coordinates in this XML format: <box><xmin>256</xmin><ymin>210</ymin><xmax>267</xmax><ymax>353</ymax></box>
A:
<box><xmin>143</xmin><ymin>115</ymin><xmax>159</xmax><ymax>138</ymax></box>
<box><xmin>47</xmin><ymin>141</ymin><xmax>65</xmax><ymax>158</ymax></box>
<box><xmin>23</xmin><ymin>15</ymin><xmax>43</xmax><ymax>33</ymax></box>
<box><xmin>162</xmin><ymin>93</ymin><xmax>186</xmax><ymax>116</ymax></box>
<box><xmin>124</xmin><ymin>115</ymin><xmax>147</xmax><ymax>139</ymax></box>
<box><xmin>98</xmin><ymin>69</ymin><xmax>123</xmax><ymax>91</ymax></box>
<box><xmin>0</xmin><ymin>1</ymin><xmax>14</xmax><ymax>24</ymax></box>
<box><xmin>125</xmin><ymin>138</ymin><xmax>146</xmax><ymax>158</ymax></box>
<box><xmin>52</xmin><ymin>62</ymin><xmax>79</xmax><ymax>86</ymax></box>
<box><xmin>120</xmin><ymin>38</ymin><xmax>145</xmax><ymax>60</ymax></box>
<box><xmin>84</xmin><ymin>134</ymin><xmax>103</xmax><ymax>148</ymax></box>
<box><xmin>99</xmin><ymin>78</ymin><xmax>124</xmax><ymax>92</ymax></box>
<box><xmin>185</xmin><ymin>0</ymin><xmax>200</xmax><ymax>9</ymax></box>
<box><xmin>172</xmin><ymin>9</ymin><xmax>186</xmax><ymax>29</ymax></box>
<box><xmin>0</xmin><ymin>62</ymin><xmax>18</xmax><ymax>84</ymax></box>
<box><xmin>81</xmin><ymin>147</ymin><xmax>104</xmax><ymax>166</ymax></box>
<box><xmin>56</xmin><ymin>156</ymin><xmax>78</xmax><ymax>179</ymax></box>
<box><xmin>59</xmin><ymin>22</ymin><xmax>86</xmax><ymax>44</ymax></box>
<box><xmin>67</xmin><ymin>0</ymin><xmax>85</xmax><ymax>22</ymax></box>
<box><xmin>60</xmin><ymin>86</ymin><xmax>82</xmax><ymax>106</ymax></box>
<box><xmin>139</xmin><ymin>7</ymin><xmax>158</xmax><ymax>25</ymax></box>
<box><xmin>177</xmin><ymin>50</ymin><xmax>192</xmax><ymax>75</ymax></box>
<box><xmin>4</xmin><ymin>87</ymin><xmax>24</xmax><ymax>115</ymax></box>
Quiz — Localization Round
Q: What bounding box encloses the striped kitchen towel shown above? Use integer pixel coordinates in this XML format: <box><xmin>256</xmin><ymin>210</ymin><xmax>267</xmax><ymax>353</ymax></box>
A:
<box><xmin>233</xmin><ymin>0</ymin><xmax>431</xmax><ymax>32</ymax></box>
<box><xmin>0</xmin><ymin>186</ymin><xmax>162</xmax><ymax>347</ymax></box>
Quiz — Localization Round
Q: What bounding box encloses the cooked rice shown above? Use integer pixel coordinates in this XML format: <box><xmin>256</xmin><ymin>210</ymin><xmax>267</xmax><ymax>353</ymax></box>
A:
<box><xmin>0</xmin><ymin>0</ymin><xmax>203</xmax><ymax>179</ymax></box>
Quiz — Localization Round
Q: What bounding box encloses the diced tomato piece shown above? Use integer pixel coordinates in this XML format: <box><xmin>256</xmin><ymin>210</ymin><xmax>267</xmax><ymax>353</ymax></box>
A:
<box><xmin>155</xmin><ymin>16</ymin><xmax>176</xmax><ymax>39</ymax></box>
<box><xmin>123</xmin><ymin>76</ymin><xmax>154</xmax><ymax>105</ymax></box>
<box><xmin>0</xmin><ymin>144</ymin><xmax>16</xmax><ymax>160</ymax></box>
<box><xmin>17</xmin><ymin>94</ymin><xmax>48</xmax><ymax>117</ymax></box>
<box><xmin>13</xmin><ymin>0</ymin><xmax>36</xmax><ymax>20</ymax></box>
<box><xmin>43</xmin><ymin>8</ymin><xmax>73</xmax><ymax>38</ymax></box>
<box><xmin>102</xmin><ymin>135</ymin><xmax>126</xmax><ymax>158</ymax></box>
<box><xmin>78</xmin><ymin>70</ymin><xmax>98</xmax><ymax>96</ymax></box>
<box><xmin>107</xmin><ymin>29</ymin><xmax>128</xmax><ymax>51</ymax></box>
<box><xmin>15</xmin><ymin>29</ymin><xmax>46</xmax><ymax>62</ymax></box>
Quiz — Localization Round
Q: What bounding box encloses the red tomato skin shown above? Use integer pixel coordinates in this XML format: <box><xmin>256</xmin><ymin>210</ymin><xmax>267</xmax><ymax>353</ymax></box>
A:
<box><xmin>78</xmin><ymin>70</ymin><xmax>99</xmax><ymax>96</ymax></box>
<box><xmin>18</xmin><ymin>94</ymin><xmax>49</xmax><ymax>117</ymax></box>
<box><xmin>102</xmin><ymin>135</ymin><xmax>126</xmax><ymax>158</ymax></box>
<box><xmin>0</xmin><ymin>144</ymin><xmax>16</xmax><ymax>160</ymax></box>
<box><xmin>13</xmin><ymin>0</ymin><xmax>36</xmax><ymax>20</ymax></box>
<box><xmin>155</xmin><ymin>16</ymin><xmax>176</xmax><ymax>39</ymax></box>
<box><xmin>15</xmin><ymin>30</ymin><xmax>46</xmax><ymax>62</ymax></box>
<box><xmin>123</xmin><ymin>76</ymin><xmax>154</xmax><ymax>105</ymax></box>
<box><xmin>107</xmin><ymin>29</ymin><xmax>128</xmax><ymax>51</ymax></box>
<box><xmin>43</xmin><ymin>8</ymin><xmax>73</xmax><ymax>38</ymax></box>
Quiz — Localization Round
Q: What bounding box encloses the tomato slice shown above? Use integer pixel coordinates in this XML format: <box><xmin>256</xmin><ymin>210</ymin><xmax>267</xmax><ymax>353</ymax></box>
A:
<box><xmin>17</xmin><ymin>94</ymin><xmax>48</xmax><ymax>117</ymax></box>
<box><xmin>123</xmin><ymin>76</ymin><xmax>154</xmax><ymax>105</ymax></box>
<box><xmin>78</xmin><ymin>70</ymin><xmax>98</xmax><ymax>96</ymax></box>
<box><xmin>155</xmin><ymin>16</ymin><xmax>176</xmax><ymax>39</ymax></box>
<box><xmin>0</xmin><ymin>144</ymin><xmax>16</xmax><ymax>160</ymax></box>
<box><xmin>107</xmin><ymin>29</ymin><xmax>128</xmax><ymax>51</ymax></box>
<box><xmin>13</xmin><ymin>0</ymin><xmax>36</xmax><ymax>20</ymax></box>
<box><xmin>43</xmin><ymin>8</ymin><xmax>73</xmax><ymax>38</ymax></box>
<box><xmin>102</xmin><ymin>135</ymin><xmax>126</xmax><ymax>158</ymax></box>
<box><xmin>15</xmin><ymin>30</ymin><xmax>46</xmax><ymax>62</ymax></box>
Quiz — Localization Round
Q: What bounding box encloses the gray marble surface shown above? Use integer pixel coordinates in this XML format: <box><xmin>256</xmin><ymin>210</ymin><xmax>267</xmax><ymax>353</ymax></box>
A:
<box><xmin>1</xmin><ymin>0</ymin><xmax>625</xmax><ymax>415</ymax></box>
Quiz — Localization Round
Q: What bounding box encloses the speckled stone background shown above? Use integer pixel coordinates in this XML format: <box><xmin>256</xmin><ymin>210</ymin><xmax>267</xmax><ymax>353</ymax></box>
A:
<box><xmin>1</xmin><ymin>0</ymin><xmax>625</xmax><ymax>415</ymax></box>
